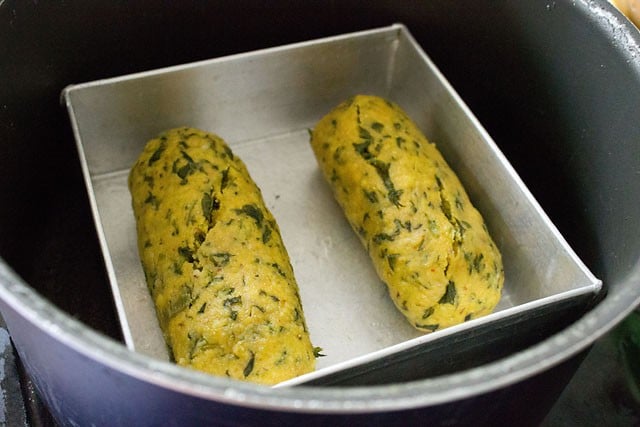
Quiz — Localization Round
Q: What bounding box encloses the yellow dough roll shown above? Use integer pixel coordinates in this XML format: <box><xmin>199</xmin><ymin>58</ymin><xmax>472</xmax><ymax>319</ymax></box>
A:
<box><xmin>129</xmin><ymin>127</ymin><xmax>315</xmax><ymax>384</ymax></box>
<box><xmin>310</xmin><ymin>95</ymin><xmax>504</xmax><ymax>332</ymax></box>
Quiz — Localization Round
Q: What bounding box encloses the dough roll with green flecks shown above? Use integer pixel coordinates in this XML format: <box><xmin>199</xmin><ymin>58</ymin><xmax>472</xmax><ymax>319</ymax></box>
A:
<box><xmin>129</xmin><ymin>127</ymin><xmax>315</xmax><ymax>384</ymax></box>
<box><xmin>310</xmin><ymin>95</ymin><xmax>504</xmax><ymax>332</ymax></box>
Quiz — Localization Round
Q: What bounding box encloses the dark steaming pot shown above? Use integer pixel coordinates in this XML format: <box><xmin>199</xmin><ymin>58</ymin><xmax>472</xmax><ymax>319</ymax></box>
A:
<box><xmin>1</xmin><ymin>1</ymin><xmax>639</xmax><ymax>426</ymax></box>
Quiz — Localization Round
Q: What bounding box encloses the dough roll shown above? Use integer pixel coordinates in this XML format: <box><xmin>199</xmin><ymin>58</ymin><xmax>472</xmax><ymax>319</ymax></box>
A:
<box><xmin>129</xmin><ymin>127</ymin><xmax>315</xmax><ymax>384</ymax></box>
<box><xmin>310</xmin><ymin>95</ymin><xmax>504</xmax><ymax>332</ymax></box>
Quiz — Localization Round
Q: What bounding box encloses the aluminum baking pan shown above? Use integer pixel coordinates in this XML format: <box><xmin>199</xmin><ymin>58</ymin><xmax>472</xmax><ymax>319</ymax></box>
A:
<box><xmin>61</xmin><ymin>24</ymin><xmax>600</xmax><ymax>386</ymax></box>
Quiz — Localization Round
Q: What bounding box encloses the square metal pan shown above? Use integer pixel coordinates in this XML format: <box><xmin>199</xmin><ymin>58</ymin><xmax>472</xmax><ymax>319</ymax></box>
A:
<box><xmin>62</xmin><ymin>24</ymin><xmax>601</xmax><ymax>387</ymax></box>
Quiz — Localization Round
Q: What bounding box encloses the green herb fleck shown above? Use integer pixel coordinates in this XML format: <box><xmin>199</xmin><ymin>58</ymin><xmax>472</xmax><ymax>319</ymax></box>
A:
<box><xmin>415</xmin><ymin>323</ymin><xmax>439</xmax><ymax>332</ymax></box>
<box><xmin>187</xmin><ymin>331</ymin><xmax>208</xmax><ymax>360</ymax></box>
<box><xmin>172</xmin><ymin>261</ymin><xmax>183</xmax><ymax>275</ymax></box>
<box><xmin>455</xmin><ymin>195</ymin><xmax>464</xmax><ymax>210</ymax></box>
<box><xmin>148</xmin><ymin>141</ymin><xmax>167</xmax><ymax>166</ymax></box>
<box><xmin>313</xmin><ymin>347</ymin><xmax>326</xmax><ymax>358</ymax></box>
<box><xmin>251</xmin><ymin>305</ymin><xmax>265</xmax><ymax>314</ymax></box>
<box><xmin>471</xmin><ymin>253</ymin><xmax>485</xmax><ymax>273</ymax></box>
<box><xmin>201</xmin><ymin>192</ymin><xmax>220</xmax><ymax>224</ymax></box>
<box><xmin>370</xmin><ymin>160</ymin><xmax>403</xmax><ymax>207</ymax></box>
<box><xmin>161</xmin><ymin>284</ymin><xmax>193</xmax><ymax>326</ymax></box>
<box><xmin>178</xmin><ymin>246</ymin><xmax>194</xmax><ymax>263</ymax></box>
<box><xmin>262</xmin><ymin>226</ymin><xmax>272</xmax><ymax>244</ymax></box>
<box><xmin>271</xmin><ymin>262</ymin><xmax>287</xmax><ymax>278</ymax></box>
<box><xmin>333</xmin><ymin>145</ymin><xmax>346</xmax><ymax>164</ymax></box>
<box><xmin>223</xmin><ymin>144</ymin><xmax>234</xmax><ymax>160</ymax></box>
<box><xmin>170</xmin><ymin>219</ymin><xmax>180</xmax><ymax>236</ymax></box>
<box><xmin>144</xmin><ymin>192</ymin><xmax>160</xmax><ymax>209</ymax></box>
<box><xmin>275</xmin><ymin>350</ymin><xmax>289</xmax><ymax>365</ymax></box>
<box><xmin>194</xmin><ymin>230</ymin><xmax>206</xmax><ymax>245</ymax></box>
<box><xmin>243</xmin><ymin>352</ymin><xmax>255</xmax><ymax>377</ymax></box>
<box><xmin>363</xmin><ymin>189</ymin><xmax>378</xmax><ymax>203</ymax></box>
<box><xmin>353</xmin><ymin>139</ymin><xmax>373</xmax><ymax>161</ymax></box>
<box><xmin>224</xmin><ymin>296</ymin><xmax>242</xmax><ymax>307</ymax></box>
<box><xmin>143</xmin><ymin>174</ymin><xmax>155</xmax><ymax>187</ymax></box>
<box><xmin>440</xmin><ymin>195</ymin><xmax>452</xmax><ymax>221</ymax></box>
<box><xmin>422</xmin><ymin>307</ymin><xmax>435</xmax><ymax>319</ymax></box>
<box><xmin>220</xmin><ymin>167</ymin><xmax>231</xmax><ymax>192</ymax></box>
<box><xmin>329</xmin><ymin>168</ymin><xmax>339</xmax><ymax>182</ymax></box>
<box><xmin>210</xmin><ymin>252</ymin><xmax>232</xmax><ymax>267</ymax></box>
<box><xmin>439</xmin><ymin>280</ymin><xmax>457</xmax><ymax>305</ymax></box>
<box><xmin>371</xmin><ymin>122</ymin><xmax>384</xmax><ymax>133</ymax></box>
<box><xmin>235</xmin><ymin>204</ymin><xmax>264</xmax><ymax>228</ymax></box>
<box><xmin>172</xmin><ymin>150</ymin><xmax>199</xmax><ymax>182</ymax></box>
<box><xmin>260</xmin><ymin>289</ymin><xmax>281</xmax><ymax>303</ymax></box>
<box><xmin>359</xmin><ymin>125</ymin><xmax>373</xmax><ymax>141</ymax></box>
<box><xmin>387</xmin><ymin>253</ymin><xmax>399</xmax><ymax>271</ymax></box>
<box><xmin>373</xmin><ymin>232</ymin><xmax>396</xmax><ymax>245</ymax></box>
<box><xmin>197</xmin><ymin>302</ymin><xmax>207</xmax><ymax>314</ymax></box>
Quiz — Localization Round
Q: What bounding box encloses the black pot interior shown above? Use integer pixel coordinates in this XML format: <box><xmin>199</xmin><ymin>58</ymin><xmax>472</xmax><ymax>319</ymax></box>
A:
<box><xmin>0</xmin><ymin>0</ymin><xmax>638</xmax><ymax>394</ymax></box>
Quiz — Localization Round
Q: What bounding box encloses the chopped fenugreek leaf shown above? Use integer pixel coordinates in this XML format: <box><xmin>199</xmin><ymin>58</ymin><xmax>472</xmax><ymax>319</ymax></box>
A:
<box><xmin>439</xmin><ymin>281</ymin><xmax>457</xmax><ymax>305</ymax></box>
<box><xmin>313</xmin><ymin>347</ymin><xmax>326</xmax><ymax>358</ymax></box>
<box><xmin>243</xmin><ymin>352</ymin><xmax>255</xmax><ymax>377</ymax></box>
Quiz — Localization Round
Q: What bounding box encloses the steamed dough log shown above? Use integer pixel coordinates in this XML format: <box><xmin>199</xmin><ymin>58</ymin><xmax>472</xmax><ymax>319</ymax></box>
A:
<box><xmin>310</xmin><ymin>95</ymin><xmax>504</xmax><ymax>332</ymax></box>
<box><xmin>129</xmin><ymin>127</ymin><xmax>315</xmax><ymax>384</ymax></box>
